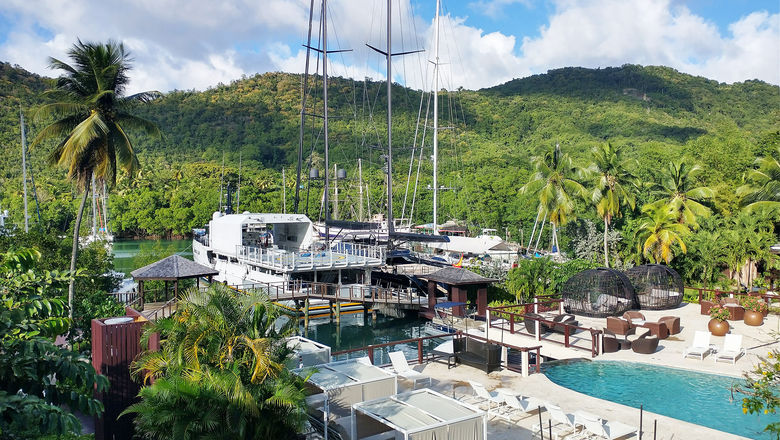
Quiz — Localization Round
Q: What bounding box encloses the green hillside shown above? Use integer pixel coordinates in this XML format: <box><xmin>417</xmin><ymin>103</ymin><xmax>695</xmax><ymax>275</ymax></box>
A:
<box><xmin>0</xmin><ymin>61</ymin><xmax>777</xmax><ymax>242</ymax></box>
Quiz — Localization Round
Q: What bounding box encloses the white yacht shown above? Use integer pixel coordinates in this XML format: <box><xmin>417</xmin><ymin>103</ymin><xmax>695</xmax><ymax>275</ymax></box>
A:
<box><xmin>193</xmin><ymin>211</ymin><xmax>387</xmax><ymax>315</ymax></box>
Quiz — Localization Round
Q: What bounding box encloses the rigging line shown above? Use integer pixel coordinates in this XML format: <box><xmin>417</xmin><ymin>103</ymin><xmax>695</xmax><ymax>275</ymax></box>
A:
<box><xmin>401</xmin><ymin>87</ymin><xmax>426</xmax><ymax>220</ymax></box>
<box><xmin>409</xmin><ymin>77</ymin><xmax>434</xmax><ymax>226</ymax></box>
<box><xmin>305</xmin><ymin>2</ymin><xmax>326</xmax><ymax>216</ymax></box>
<box><xmin>296</xmin><ymin>0</ymin><xmax>316</xmax><ymax>213</ymax></box>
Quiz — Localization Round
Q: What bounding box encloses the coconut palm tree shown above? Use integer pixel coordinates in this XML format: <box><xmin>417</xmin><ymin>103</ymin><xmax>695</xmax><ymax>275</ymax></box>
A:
<box><xmin>635</xmin><ymin>204</ymin><xmax>690</xmax><ymax>264</ymax></box>
<box><xmin>125</xmin><ymin>284</ymin><xmax>307</xmax><ymax>439</ymax></box>
<box><xmin>737</xmin><ymin>147</ymin><xmax>780</xmax><ymax>214</ymax></box>
<box><xmin>30</xmin><ymin>40</ymin><xmax>160</xmax><ymax>320</ymax></box>
<box><xmin>586</xmin><ymin>143</ymin><xmax>637</xmax><ymax>267</ymax></box>
<box><xmin>522</xmin><ymin>143</ymin><xmax>587</xmax><ymax>253</ymax></box>
<box><xmin>647</xmin><ymin>160</ymin><xmax>714</xmax><ymax>228</ymax></box>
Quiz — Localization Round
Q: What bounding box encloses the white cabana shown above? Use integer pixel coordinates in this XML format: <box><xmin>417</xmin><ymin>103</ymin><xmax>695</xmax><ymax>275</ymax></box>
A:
<box><xmin>351</xmin><ymin>389</ymin><xmax>487</xmax><ymax>440</ymax></box>
<box><xmin>285</xmin><ymin>336</ymin><xmax>332</xmax><ymax>368</ymax></box>
<box><xmin>295</xmin><ymin>359</ymin><xmax>398</xmax><ymax>440</ymax></box>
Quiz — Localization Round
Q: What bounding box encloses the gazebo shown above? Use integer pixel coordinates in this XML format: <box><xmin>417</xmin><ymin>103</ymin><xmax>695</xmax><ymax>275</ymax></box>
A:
<box><xmin>561</xmin><ymin>268</ymin><xmax>635</xmax><ymax>317</ymax></box>
<box><xmin>130</xmin><ymin>255</ymin><xmax>218</xmax><ymax>309</ymax></box>
<box><xmin>421</xmin><ymin>267</ymin><xmax>497</xmax><ymax>317</ymax></box>
<box><xmin>625</xmin><ymin>264</ymin><xmax>684</xmax><ymax>310</ymax></box>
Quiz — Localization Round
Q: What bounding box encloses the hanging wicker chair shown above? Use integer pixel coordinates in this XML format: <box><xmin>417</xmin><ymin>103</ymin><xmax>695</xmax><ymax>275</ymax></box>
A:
<box><xmin>625</xmin><ymin>264</ymin><xmax>684</xmax><ymax>310</ymax></box>
<box><xmin>561</xmin><ymin>268</ymin><xmax>635</xmax><ymax>317</ymax></box>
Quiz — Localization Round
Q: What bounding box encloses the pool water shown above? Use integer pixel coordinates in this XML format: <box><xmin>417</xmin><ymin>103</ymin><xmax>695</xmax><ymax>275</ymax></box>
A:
<box><xmin>299</xmin><ymin>313</ymin><xmax>450</xmax><ymax>366</ymax></box>
<box><xmin>543</xmin><ymin>360</ymin><xmax>774</xmax><ymax>439</ymax></box>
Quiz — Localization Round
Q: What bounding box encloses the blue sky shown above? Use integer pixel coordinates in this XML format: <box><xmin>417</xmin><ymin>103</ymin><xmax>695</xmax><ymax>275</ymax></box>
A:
<box><xmin>0</xmin><ymin>0</ymin><xmax>777</xmax><ymax>93</ymax></box>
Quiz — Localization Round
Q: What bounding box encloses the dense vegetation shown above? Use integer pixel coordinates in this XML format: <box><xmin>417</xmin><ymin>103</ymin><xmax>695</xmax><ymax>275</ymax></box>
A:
<box><xmin>0</xmin><ymin>60</ymin><xmax>778</xmax><ymax>286</ymax></box>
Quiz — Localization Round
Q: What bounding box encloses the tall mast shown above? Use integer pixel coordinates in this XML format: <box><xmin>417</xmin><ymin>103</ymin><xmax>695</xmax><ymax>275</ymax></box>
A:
<box><xmin>236</xmin><ymin>152</ymin><xmax>242</xmax><ymax>212</ymax></box>
<box><xmin>432</xmin><ymin>0</ymin><xmax>441</xmax><ymax>235</ymax></box>
<box><xmin>323</xmin><ymin>0</ymin><xmax>331</xmax><ymax>244</ymax></box>
<box><xmin>358</xmin><ymin>158</ymin><xmax>364</xmax><ymax>221</ymax></box>
<box><xmin>20</xmin><ymin>106</ymin><xmax>29</xmax><ymax>233</ymax></box>
<box><xmin>296</xmin><ymin>0</ymin><xmax>316</xmax><ymax>214</ymax></box>
<box><xmin>385</xmin><ymin>0</ymin><xmax>394</xmax><ymax>236</ymax></box>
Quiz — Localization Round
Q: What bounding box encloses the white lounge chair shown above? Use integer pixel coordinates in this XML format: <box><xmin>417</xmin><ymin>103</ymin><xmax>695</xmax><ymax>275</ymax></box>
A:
<box><xmin>531</xmin><ymin>402</ymin><xmax>580</xmax><ymax>440</ymax></box>
<box><xmin>683</xmin><ymin>330</ymin><xmax>712</xmax><ymax>360</ymax></box>
<box><xmin>467</xmin><ymin>380</ymin><xmax>509</xmax><ymax>418</ymax></box>
<box><xmin>387</xmin><ymin>351</ymin><xmax>431</xmax><ymax>388</ymax></box>
<box><xmin>355</xmin><ymin>356</ymin><xmax>372</xmax><ymax>365</ymax></box>
<box><xmin>499</xmin><ymin>391</ymin><xmax>545</xmax><ymax>416</ymax></box>
<box><xmin>714</xmin><ymin>334</ymin><xmax>746</xmax><ymax>364</ymax></box>
<box><xmin>580</xmin><ymin>412</ymin><xmax>638</xmax><ymax>440</ymax></box>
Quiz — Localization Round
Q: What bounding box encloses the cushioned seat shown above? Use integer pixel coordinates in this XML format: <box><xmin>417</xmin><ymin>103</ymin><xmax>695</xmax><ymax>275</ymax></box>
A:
<box><xmin>659</xmin><ymin>316</ymin><xmax>681</xmax><ymax>335</ymax></box>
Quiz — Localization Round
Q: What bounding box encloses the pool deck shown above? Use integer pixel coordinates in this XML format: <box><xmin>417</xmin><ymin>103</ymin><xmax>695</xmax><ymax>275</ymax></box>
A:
<box><xmin>420</xmin><ymin>303</ymin><xmax>778</xmax><ymax>439</ymax></box>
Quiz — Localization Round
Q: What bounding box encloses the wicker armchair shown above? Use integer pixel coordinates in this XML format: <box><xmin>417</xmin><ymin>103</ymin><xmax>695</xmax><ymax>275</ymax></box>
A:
<box><xmin>631</xmin><ymin>330</ymin><xmax>659</xmax><ymax>354</ymax></box>
<box><xmin>659</xmin><ymin>316</ymin><xmax>681</xmax><ymax>335</ymax></box>
<box><xmin>523</xmin><ymin>313</ymin><xmax>550</xmax><ymax>335</ymax></box>
<box><xmin>603</xmin><ymin>329</ymin><xmax>632</xmax><ymax>353</ymax></box>
<box><xmin>551</xmin><ymin>313</ymin><xmax>578</xmax><ymax>334</ymax></box>
<box><xmin>606</xmin><ymin>316</ymin><xmax>633</xmax><ymax>335</ymax></box>
<box><xmin>700</xmin><ymin>300</ymin><xmax>715</xmax><ymax>315</ymax></box>
<box><xmin>640</xmin><ymin>321</ymin><xmax>669</xmax><ymax>339</ymax></box>
<box><xmin>623</xmin><ymin>311</ymin><xmax>646</xmax><ymax>321</ymax></box>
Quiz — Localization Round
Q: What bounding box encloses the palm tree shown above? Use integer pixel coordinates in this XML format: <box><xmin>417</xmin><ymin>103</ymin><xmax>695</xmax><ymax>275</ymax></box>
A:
<box><xmin>587</xmin><ymin>143</ymin><xmax>637</xmax><ymax>267</ymax></box>
<box><xmin>635</xmin><ymin>204</ymin><xmax>690</xmax><ymax>264</ymax></box>
<box><xmin>737</xmin><ymin>147</ymin><xmax>780</xmax><ymax>213</ymax></box>
<box><xmin>522</xmin><ymin>143</ymin><xmax>587</xmax><ymax>253</ymax></box>
<box><xmin>647</xmin><ymin>160</ymin><xmax>714</xmax><ymax>228</ymax></box>
<box><xmin>30</xmin><ymin>40</ymin><xmax>160</xmax><ymax>320</ymax></box>
<box><xmin>125</xmin><ymin>284</ymin><xmax>307</xmax><ymax>439</ymax></box>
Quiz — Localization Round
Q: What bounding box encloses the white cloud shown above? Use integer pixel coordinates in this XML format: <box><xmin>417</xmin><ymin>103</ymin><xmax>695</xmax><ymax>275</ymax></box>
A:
<box><xmin>0</xmin><ymin>0</ymin><xmax>777</xmax><ymax>95</ymax></box>
<box><xmin>468</xmin><ymin>0</ymin><xmax>533</xmax><ymax>20</ymax></box>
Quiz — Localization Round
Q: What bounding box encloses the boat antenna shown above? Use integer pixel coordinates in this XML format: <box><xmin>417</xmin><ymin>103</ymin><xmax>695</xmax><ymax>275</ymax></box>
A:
<box><xmin>20</xmin><ymin>105</ymin><xmax>29</xmax><ymax>233</ymax></box>
<box><xmin>296</xmin><ymin>0</ymin><xmax>316</xmax><ymax>214</ymax></box>
<box><xmin>218</xmin><ymin>151</ymin><xmax>225</xmax><ymax>213</ymax></box>
<box><xmin>236</xmin><ymin>151</ymin><xmax>242</xmax><ymax>212</ymax></box>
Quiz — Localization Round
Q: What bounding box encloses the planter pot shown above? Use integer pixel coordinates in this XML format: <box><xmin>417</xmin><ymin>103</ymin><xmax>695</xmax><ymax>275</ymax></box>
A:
<box><xmin>744</xmin><ymin>310</ymin><xmax>764</xmax><ymax>326</ymax></box>
<box><xmin>708</xmin><ymin>319</ymin><xmax>729</xmax><ymax>336</ymax></box>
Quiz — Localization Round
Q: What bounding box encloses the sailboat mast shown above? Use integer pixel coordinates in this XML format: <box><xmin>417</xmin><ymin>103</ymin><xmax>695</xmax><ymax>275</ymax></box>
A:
<box><xmin>296</xmin><ymin>0</ymin><xmax>316</xmax><ymax>214</ymax></box>
<box><xmin>385</xmin><ymin>0</ymin><xmax>394</xmax><ymax>236</ymax></box>
<box><xmin>323</xmin><ymin>0</ymin><xmax>331</xmax><ymax>244</ymax></box>
<box><xmin>358</xmin><ymin>158</ymin><xmax>364</xmax><ymax>221</ymax></box>
<box><xmin>432</xmin><ymin>0</ymin><xmax>441</xmax><ymax>235</ymax></box>
<box><xmin>20</xmin><ymin>107</ymin><xmax>29</xmax><ymax>233</ymax></box>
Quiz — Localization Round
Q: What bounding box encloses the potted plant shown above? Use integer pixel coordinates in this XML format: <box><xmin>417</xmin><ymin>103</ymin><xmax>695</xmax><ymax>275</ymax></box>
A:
<box><xmin>741</xmin><ymin>295</ymin><xmax>768</xmax><ymax>326</ymax></box>
<box><xmin>708</xmin><ymin>305</ymin><xmax>730</xmax><ymax>336</ymax></box>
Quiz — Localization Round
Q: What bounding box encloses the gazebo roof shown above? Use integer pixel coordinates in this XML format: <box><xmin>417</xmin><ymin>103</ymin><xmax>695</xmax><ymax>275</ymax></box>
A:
<box><xmin>421</xmin><ymin>266</ymin><xmax>497</xmax><ymax>286</ymax></box>
<box><xmin>130</xmin><ymin>255</ymin><xmax>218</xmax><ymax>281</ymax></box>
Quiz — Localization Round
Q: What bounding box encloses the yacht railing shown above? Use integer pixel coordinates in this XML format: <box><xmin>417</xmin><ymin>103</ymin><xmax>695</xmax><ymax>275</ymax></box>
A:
<box><xmin>236</xmin><ymin>243</ymin><xmax>385</xmax><ymax>271</ymax></box>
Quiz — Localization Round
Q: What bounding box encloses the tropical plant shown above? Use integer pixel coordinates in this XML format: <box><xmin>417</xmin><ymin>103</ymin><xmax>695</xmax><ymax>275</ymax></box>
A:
<box><xmin>647</xmin><ymin>160</ymin><xmax>714</xmax><ymax>228</ymax></box>
<box><xmin>586</xmin><ymin>143</ymin><xmax>637</xmax><ymax>267</ymax></box>
<box><xmin>30</xmin><ymin>40</ymin><xmax>161</xmax><ymax>320</ymax></box>
<box><xmin>505</xmin><ymin>257</ymin><xmax>555</xmax><ymax>302</ymax></box>
<box><xmin>635</xmin><ymin>204</ymin><xmax>689</xmax><ymax>264</ymax></box>
<box><xmin>0</xmin><ymin>249</ymin><xmax>108</xmax><ymax>439</ymax></box>
<box><xmin>738</xmin><ymin>146</ymin><xmax>780</xmax><ymax>214</ymax></box>
<box><xmin>522</xmin><ymin>143</ymin><xmax>587</xmax><ymax>252</ymax></box>
<box><xmin>722</xmin><ymin>212</ymin><xmax>777</xmax><ymax>290</ymax></box>
<box><xmin>741</xmin><ymin>295</ymin><xmax>769</xmax><ymax>314</ymax></box>
<box><xmin>124</xmin><ymin>284</ymin><xmax>308</xmax><ymax>439</ymax></box>
<box><xmin>708</xmin><ymin>304</ymin><xmax>730</xmax><ymax>322</ymax></box>
<box><xmin>733</xmin><ymin>347</ymin><xmax>780</xmax><ymax>436</ymax></box>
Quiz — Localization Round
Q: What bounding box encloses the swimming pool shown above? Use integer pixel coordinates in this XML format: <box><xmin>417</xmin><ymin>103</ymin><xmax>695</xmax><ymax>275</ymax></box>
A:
<box><xmin>543</xmin><ymin>360</ymin><xmax>773</xmax><ymax>439</ymax></box>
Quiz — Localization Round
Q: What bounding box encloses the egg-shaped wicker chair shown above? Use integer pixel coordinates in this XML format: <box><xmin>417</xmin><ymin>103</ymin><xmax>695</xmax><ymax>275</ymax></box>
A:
<box><xmin>625</xmin><ymin>264</ymin><xmax>684</xmax><ymax>310</ymax></box>
<box><xmin>561</xmin><ymin>268</ymin><xmax>635</xmax><ymax>317</ymax></box>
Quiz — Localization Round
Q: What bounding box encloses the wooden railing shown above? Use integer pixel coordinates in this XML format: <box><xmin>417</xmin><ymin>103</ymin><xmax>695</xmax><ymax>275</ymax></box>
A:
<box><xmin>142</xmin><ymin>296</ymin><xmax>178</xmax><ymax>321</ymax></box>
<box><xmin>486</xmin><ymin>298</ymin><xmax>602</xmax><ymax>358</ymax></box>
<box><xmin>690</xmin><ymin>286</ymin><xmax>776</xmax><ymax>304</ymax></box>
<box><xmin>229</xmin><ymin>280</ymin><xmax>423</xmax><ymax>307</ymax></box>
<box><xmin>331</xmin><ymin>332</ymin><xmax>544</xmax><ymax>375</ymax></box>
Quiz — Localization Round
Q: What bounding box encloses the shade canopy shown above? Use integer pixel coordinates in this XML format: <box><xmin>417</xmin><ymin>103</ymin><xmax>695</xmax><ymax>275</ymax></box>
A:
<box><xmin>130</xmin><ymin>255</ymin><xmax>218</xmax><ymax>281</ymax></box>
<box><xmin>352</xmin><ymin>389</ymin><xmax>486</xmax><ymax>440</ymax></box>
<box><xmin>421</xmin><ymin>267</ymin><xmax>497</xmax><ymax>286</ymax></box>
<box><xmin>561</xmin><ymin>268</ymin><xmax>635</xmax><ymax>317</ymax></box>
<box><xmin>625</xmin><ymin>264</ymin><xmax>684</xmax><ymax>310</ymax></box>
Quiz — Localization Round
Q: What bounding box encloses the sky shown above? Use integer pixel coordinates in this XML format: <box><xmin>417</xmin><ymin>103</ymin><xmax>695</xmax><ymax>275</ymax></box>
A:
<box><xmin>0</xmin><ymin>0</ymin><xmax>777</xmax><ymax>95</ymax></box>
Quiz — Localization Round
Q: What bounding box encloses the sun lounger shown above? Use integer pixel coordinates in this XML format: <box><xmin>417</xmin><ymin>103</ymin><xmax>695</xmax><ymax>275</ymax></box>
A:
<box><xmin>532</xmin><ymin>402</ymin><xmax>580</xmax><ymax>440</ymax></box>
<box><xmin>355</xmin><ymin>356</ymin><xmax>372</xmax><ymax>365</ymax></box>
<box><xmin>579</xmin><ymin>411</ymin><xmax>638</xmax><ymax>439</ymax></box>
<box><xmin>387</xmin><ymin>351</ymin><xmax>431</xmax><ymax>388</ymax></box>
<box><xmin>497</xmin><ymin>389</ymin><xmax>544</xmax><ymax>420</ymax></box>
<box><xmin>714</xmin><ymin>334</ymin><xmax>746</xmax><ymax>364</ymax></box>
<box><xmin>467</xmin><ymin>380</ymin><xmax>508</xmax><ymax>418</ymax></box>
<box><xmin>683</xmin><ymin>330</ymin><xmax>712</xmax><ymax>360</ymax></box>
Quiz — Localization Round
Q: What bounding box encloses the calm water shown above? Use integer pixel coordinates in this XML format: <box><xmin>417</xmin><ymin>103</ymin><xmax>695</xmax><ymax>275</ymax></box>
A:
<box><xmin>112</xmin><ymin>239</ymin><xmax>192</xmax><ymax>276</ymax></box>
<box><xmin>299</xmin><ymin>313</ymin><xmax>450</xmax><ymax>366</ymax></box>
<box><xmin>543</xmin><ymin>360</ymin><xmax>773</xmax><ymax>439</ymax></box>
